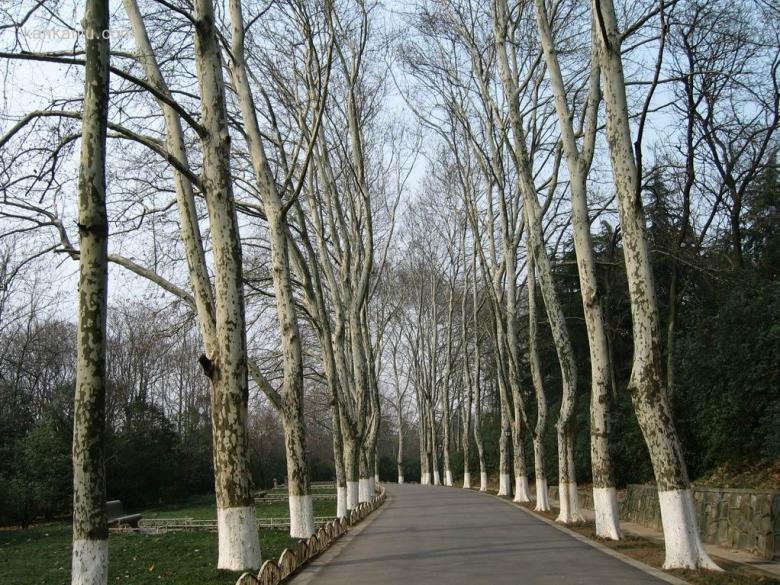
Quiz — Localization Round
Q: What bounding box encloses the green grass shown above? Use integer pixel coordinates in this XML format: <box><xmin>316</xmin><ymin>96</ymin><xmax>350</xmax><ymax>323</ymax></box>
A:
<box><xmin>0</xmin><ymin>490</ymin><xmax>338</xmax><ymax>585</ymax></box>
<box><xmin>0</xmin><ymin>523</ymin><xmax>295</xmax><ymax>585</ymax></box>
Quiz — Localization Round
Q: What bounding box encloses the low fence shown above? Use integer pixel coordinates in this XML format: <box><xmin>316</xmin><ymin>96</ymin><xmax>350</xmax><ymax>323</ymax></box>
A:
<box><xmin>255</xmin><ymin>494</ymin><xmax>337</xmax><ymax>503</ymax></box>
<box><xmin>131</xmin><ymin>516</ymin><xmax>335</xmax><ymax>534</ymax></box>
<box><xmin>236</xmin><ymin>486</ymin><xmax>387</xmax><ymax>585</ymax></box>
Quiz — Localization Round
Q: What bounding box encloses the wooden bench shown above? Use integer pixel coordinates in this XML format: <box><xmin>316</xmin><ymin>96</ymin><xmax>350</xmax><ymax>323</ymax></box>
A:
<box><xmin>105</xmin><ymin>500</ymin><xmax>142</xmax><ymax>528</ymax></box>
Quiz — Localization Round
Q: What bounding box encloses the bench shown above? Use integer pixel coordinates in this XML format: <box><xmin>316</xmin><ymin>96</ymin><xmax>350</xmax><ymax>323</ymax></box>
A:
<box><xmin>105</xmin><ymin>500</ymin><xmax>142</xmax><ymax>528</ymax></box>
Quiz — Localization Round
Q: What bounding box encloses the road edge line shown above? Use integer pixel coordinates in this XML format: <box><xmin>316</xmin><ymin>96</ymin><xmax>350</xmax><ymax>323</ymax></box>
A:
<box><xmin>482</xmin><ymin>490</ymin><xmax>692</xmax><ymax>585</ymax></box>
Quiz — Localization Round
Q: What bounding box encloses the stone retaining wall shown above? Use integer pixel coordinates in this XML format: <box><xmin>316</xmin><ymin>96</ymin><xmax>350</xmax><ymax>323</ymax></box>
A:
<box><xmin>551</xmin><ymin>484</ymin><xmax>779</xmax><ymax>560</ymax></box>
<box><xmin>545</xmin><ymin>485</ymin><xmax>594</xmax><ymax>511</ymax></box>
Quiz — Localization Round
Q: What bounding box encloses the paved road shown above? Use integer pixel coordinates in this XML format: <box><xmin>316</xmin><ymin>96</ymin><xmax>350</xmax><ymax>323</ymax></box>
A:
<box><xmin>295</xmin><ymin>483</ymin><xmax>669</xmax><ymax>585</ymax></box>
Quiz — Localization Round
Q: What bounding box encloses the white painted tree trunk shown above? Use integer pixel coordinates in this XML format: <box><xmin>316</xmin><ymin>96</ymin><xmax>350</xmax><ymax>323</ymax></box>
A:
<box><xmin>344</xmin><ymin>436</ymin><xmax>360</xmax><ymax>511</ymax></box>
<box><xmin>336</xmin><ymin>486</ymin><xmax>348</xmax><ymax>518</ymax></box>
<box><xmin>289</xmin><ymin>495</ymin><xmax>315</xmax><ymax>539</ymax></box>
<box><xmin>329</xmin><ymin>402</ymin><xmax>348</xmax><ymax>519</ymax></box>
<box><xmin>71</xmin><ymin>2</ymin><xmax>110</xmax><ymax>583</ymax></box>
<box><xmin>227</xmin><ymin>0</ymin><xmax>313</xmax><ymax>541</ymax></box>
<box><xmin>556</xmin><ymin>437</ymin><xmax>584</xmax><ymax>524</ymax></box>
<box><xmin>514</xmin><ymin>476</ymin><xmax>531</xmax><ymax>503</ymax></box>
<box><xmin>442</xmin><ymin>288</ymin><xmax>455</xmax><ymax>489</ymax></box>
<box><xmin>72</xmin><ymin>540</ymin><xmax>108</xmax><ymax>585</ymax></box>
<box><xmin>594</xmin><ymin>487</ymin><xmax>622</xmax><ymax>540</ymax></box>
<box><xmin>430</xmin><ymin>406</ymin><xmax>441</xmax><ymax>487</ymax></box>
<box><xmin>532</xmin><ymin>0</ymin><xmax>620</xmax><ymax>539</ymax></box>
<box><xmin>534</xmin><ymin>476</ymin><xmax>551</xmax><ymax>512</ymax></box>
<box><xmin>658</xmin><ymin>490</ymin><xmax>720</xmax><ymax>570</ymax></box>
<box><xmin>594</xmin><ymin>0</ymin><xmax>720</xmax><ymax>568</ymax></box>
<box><xmin>192</xmin><ymin>0</ymin><xmax>261</xmax><ymax>565</ymax></box>
<box><xmin>499</xmin><ymin>474</ymin><xmax>512</xmax><ymax>497</ymax></box>
<box><xmin>480</xmin><ymin>472</ymin><xmax>488</xmax><ymax>492</ymax></box>
<box><xmin>493</xmin><ymin>0</ymin><xmax>579</xmax><ymax>525</ymax></box>
<box><xmin>529</xmin><ymin>264</ymin><xmax>551</xmax><ymax>513</ymax></box>
<box><xmin>342</xmin><ymin>424</ymin><xmax>361</xmax><ymax>511</ymax></box>
<box><xmin>557</xmin><ymin>482</ymin><xmax>573</xmax><ymax>523</ymax></box>
<box><xmin>359</xmin><ymin>478</ymin><xmax>371</xmax><ymax>503</ymax></box>
<box><xmin>127</xmin><ymin>0</ymin><xmax>261</xmax><ymax>568</ymax></box>
<box><xmin>463</xmin><ymin>472</ymin><xmax>471</xmax><ymax>489</ymax></box>
<box><xmin>347</xmin><ymin>481</ymin><xmax>359</xmax><ymax>509</ymax></box>
<box><xmin>512</xmin><ymin>403</ymin><xmax>531</xmax><ymax>503</ymax></box>
<box><xmin>217</xmin><ymin>507</ymin><xmax>261</xmax><ymax>569</ymax></box>
<box><xmin>398</xmin><ymin>475</ymin><xmax>405</xmax><ymax>485</ymax></box>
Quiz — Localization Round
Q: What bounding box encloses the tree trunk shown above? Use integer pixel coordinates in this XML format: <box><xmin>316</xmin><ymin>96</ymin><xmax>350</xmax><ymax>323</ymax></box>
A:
<box><xmin>227</xmin><ymin>0</ymin><xmax>313</xmax><ymax>539</ymax></box>
<box><xmin>498</xmin><ymin>401</ymin><xmax>511</xmax><ymax>496</ymax></box>
<box><xmin>594</xmin><ymin>0</ymin><xmax>719</xmax><ymax>569</ymax></box>
<box><xmin>430</xmin><ymin>405</ymin><xmax>441</xmax><ymax>486</ymax></box>
<box><xmin>442</xmin><ymin>287</ymin><xmax>455</xmax><ymax>486</ymax></box>
<box><xmin>532</xmin><ymin>0</ymin><xmax>620</xmax><ymax>538</ymax></box>
<box><xmin>493</xmin><ymin>0</ymin><xmax>579</xmax><ymax>524</ymax></box>
<box><xmin>331</xmin><ymin>402</ymin><xmax>348</xmax><ymax>518</ymax></box>
<box><xmin>397</xmin><ymin>398</ymin><xmax>405</xmax><ymax>484</ymax></box>
<box><xmin>71</xmin><ymin>3</ymin><xmax>110</xmax><ymax>582</ymax></box>
<box><xmin>512</xmin><ymin>404</ymin><xmax>531</xmax><ymax>503</ymax></box>
<box><xmin>343</xmin><ymin>432</ymin><xmax>360</xmax><ymax>510</ymax></box>
<box><xmin>359</xmin><ymin>449</ymin><xmax>371</xmax><ymax>503</ymax></box>
<box><xmin>527</xmin><ymin>257</ymin><xmax>551</xmax><ymax>512</ymax></box>
<box><xmin>193</xmin><ymin>0</ymin><xmax>260</xmax><ymax>568</ymax></box>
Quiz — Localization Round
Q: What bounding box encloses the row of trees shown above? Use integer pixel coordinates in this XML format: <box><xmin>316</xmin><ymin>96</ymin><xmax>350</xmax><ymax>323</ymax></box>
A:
<box><xmin>1</xmin><ymin>0</ymin><xmax>409</xmax><ymax>581</ymax></box>
<box><xmin>0</xmin><ymin>0</ymin><xmax>777</xmax><ymax>582</ymax></box>
<box><xmin>379</xmin><ymin>0</ymin><xmax>778</xmax><ymax>574</ymax></box>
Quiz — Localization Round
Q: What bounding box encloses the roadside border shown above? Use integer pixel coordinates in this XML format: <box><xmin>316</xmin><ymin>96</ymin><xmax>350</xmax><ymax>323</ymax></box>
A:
<box><xmin>482</xmin><ymin>491</ymin><xmax>691</xmax><ymax>585</ymax></box>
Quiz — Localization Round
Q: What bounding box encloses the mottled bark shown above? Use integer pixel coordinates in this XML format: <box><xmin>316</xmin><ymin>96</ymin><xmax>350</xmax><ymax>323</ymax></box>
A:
<box><xmin>498</xmin><ymin>408</ymin><xmax>512</xmax><ymax>496</ymax></box>
<box><xmin>594</xmin><ymin>0</ymin><xmax>718</xmax><ymax>568</ymax></box>
<box><xmin>343</xmin><ymin>434</ymin><xmax>360</xmax><ymax>510</ymax></box>
<box><xmin>527</xmin><ymin>257</ymin><xmax>551</xmax><ymax>512</ymax></box>
<box><xmin>227</xmin><ymin>0</ymin><xmax>313</xmax><ymax>538</ymax></box>
<box><xmin>442</xmin><ymin>286</ymin><xmax>455</xmax><ymax>486</ymax></box>
<box><xmin>192</xmin><ymin>0</ymin><xmax>259</xmax><ymax>569</ymax></box>
<box><xmin>71</xmin><ymin>2</ymin><xmax>110</xmax><ymax>583</ymax></box>
<box><xmin>493</xmin><ymin>0</ymin><xmax>579</xmax><ymax>523</ymax></box>
<box><xmin>532</xmin><ymin>0</ymin><xmax>619</xmax><ymax>538</ymax></box>
<box><xmin>460</xmin><ymin>254</ymin><xmax>474</xmax><ymax>490</ymax></box>
<box><xmin>330</xmin><ymin>401</ymin><xmax>347</xmax><ymax>517</ymax></box>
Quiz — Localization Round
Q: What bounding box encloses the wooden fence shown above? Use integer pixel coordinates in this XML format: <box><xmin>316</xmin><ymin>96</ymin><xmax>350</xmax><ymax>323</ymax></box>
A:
<box><xmin>130</xmin><ymin>516</ymin><xmax>335</xmax><ymax>534</ymax></box>
<box><xmin>235</xmin><ymin>486</ymin><xmax>387</xmax><ymax>585</ymax></box>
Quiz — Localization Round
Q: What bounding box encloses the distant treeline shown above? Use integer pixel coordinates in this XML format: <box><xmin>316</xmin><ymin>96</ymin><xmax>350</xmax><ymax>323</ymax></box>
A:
<box><xmin>0</xmin><ymin>307</ymin><xmax>334</xmax><ymax>528</ymax></box>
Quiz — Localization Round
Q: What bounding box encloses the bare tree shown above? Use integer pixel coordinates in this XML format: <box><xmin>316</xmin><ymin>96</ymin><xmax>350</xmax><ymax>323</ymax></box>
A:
<box><xmin>594</xmin><ymin>0</ymin><xmax>719</xmax><ymax>569</ymax></box>
<box><xmin>531</xmin><ymin>0</ymin><xmax>621</xmax><ymax>538</ymax></box>
<box><xmin>71</xmin><ymin>0</ymin><xmax>110</xmax><ymax>582</ymax></box>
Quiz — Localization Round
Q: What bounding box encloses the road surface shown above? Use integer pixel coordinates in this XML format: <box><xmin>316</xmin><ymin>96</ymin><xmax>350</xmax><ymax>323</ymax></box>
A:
<box><xmin>293</xmin><ymin>483</ymin><xmax>671</xmax><ymax>585</ymax></box>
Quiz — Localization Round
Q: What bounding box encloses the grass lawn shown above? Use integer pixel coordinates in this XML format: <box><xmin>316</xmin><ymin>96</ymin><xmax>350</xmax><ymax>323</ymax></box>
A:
<box><xmin>0</xmin><ymin>523</ymin><xmax>295</xmax><ymax>585</ymax></box>
<box><xmin>0</xmin><ymin>489</ymin><xmax>338</xmax><ymax>585</ymax></box>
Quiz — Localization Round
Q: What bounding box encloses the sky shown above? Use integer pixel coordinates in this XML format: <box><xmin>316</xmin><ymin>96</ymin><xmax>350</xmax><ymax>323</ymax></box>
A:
<box><xmin>0</xmin><ymin>0</ymin><xmax>724</xmax><ymax>326</ymax></box>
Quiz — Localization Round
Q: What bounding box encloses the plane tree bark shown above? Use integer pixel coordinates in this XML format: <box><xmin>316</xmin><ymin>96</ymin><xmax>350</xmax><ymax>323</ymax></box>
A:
<box><xmin>71</xmin><ymin>1</ymin><xmax>110</xmax><ymax>582</ymax></box>
<box><xmin>594</xmin><ymin>0</ymin><xmax>719</xmax><ymax>568</ymax></box>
